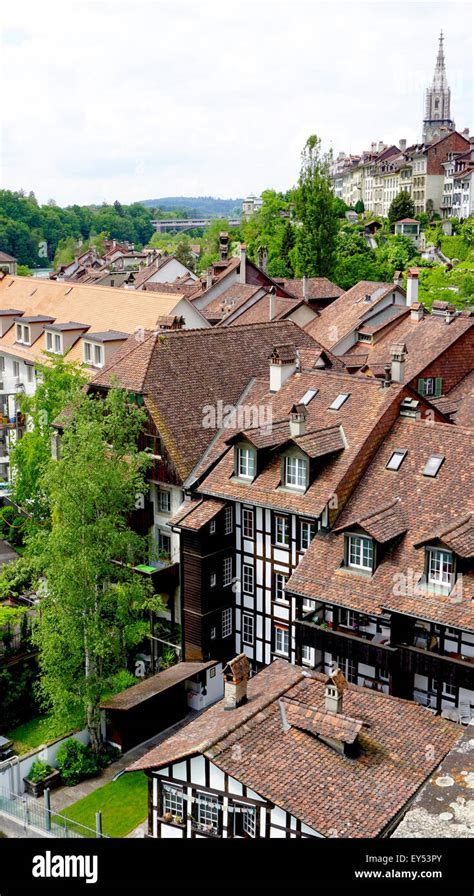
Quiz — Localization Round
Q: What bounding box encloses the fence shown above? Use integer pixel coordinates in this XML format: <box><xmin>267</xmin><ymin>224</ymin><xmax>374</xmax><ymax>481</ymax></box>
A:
<box><xmin>0</xmin><ymin>786</ymin><xmax>107</xmax><ymax>838</ymax></box>
<box><xmin>0</xmin><ymin>727</ymin><xmax>93</xmax><ymax>795</ymax></box>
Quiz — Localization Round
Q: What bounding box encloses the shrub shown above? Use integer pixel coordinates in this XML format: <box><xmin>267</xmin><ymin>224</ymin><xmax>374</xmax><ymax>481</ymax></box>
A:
<box><xmin>28</xmin><ymin>760</ymin><xmax>53</xmax><ymax>783</ymax></box>
<box><xmin>56</xmin><ymin>739</ymin><xmax>102</xmax><ymax>785</ymax></box>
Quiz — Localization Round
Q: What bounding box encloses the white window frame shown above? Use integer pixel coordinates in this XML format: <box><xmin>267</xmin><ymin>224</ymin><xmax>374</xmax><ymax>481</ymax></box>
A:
<box><xmin>222</xmin><ymin>607</ymin><xmax>232</xmax><ymax>638</ymax></box>
<box><xmin>157</xmin><ymin>489</ymin><xmax>171</xmax><ymax>513</ymax></box>
<box><xmin>210</xmin><ymin>572</ymin><xmax>217</xmax><ymax>588</ymax></box>
<box><xmin>242</xmin><ymin>613</ymin><xmax>254</xmax><ymax>646</ymax></box>
<box><xmin>237</xmin><ymin>446</ymin><xmax>256</xmax><ymax>480</ymax></box>
<box><xmin>242</xmin><ymin>508</ymin><xmax>254</xmax><ymax>539</ymax></box>
<box><xmin>223</xmin><ymin>557</ymin><xmax>232</xmax><ymax>587</ymax></box>
<box><xmin>46</xmin><ymin>331</ymin><xmax>53</xmax><ymax>351</ymax></box>
<box><xmin>300</xmin><ymin>519</ymin><xmax>314</xmax><ymax>551</ymax></box>
<box><xmin>15</xmin><ymin>323</ymin><xmax>23</xmax><ymax>343</ymax></box>
<box><xmin>275</xmin><ymin>515</ymin><xmax>290</xmax><ymax>547</ymax></box>
<box><xmin>284</xmin><ymin>455</ymin><xmax>307</xmax><ymax>490</ymax></box>
<box><xmin>274</xmin><ymin>625</ymin><xmax>289</xmax><ymax>657</ymax></box>
<box><xmin>162</xmin><ymin>783</ymin><xmax>183</xmax><ymax>819</ymax></box>
<box><xmin>427</xmin><ymin>548</ymin><xmax>453</xmax><ymax>587</ymax></box>
<box><xmin>242</xmin><ymin>564</ymin><xmax>254</xmax><ymax>594</ymax></box>
<box><xmin>347</xmin><ymin>534</ymin><xmax>373</xmax><ymax>572</ymax></box>
<box><xmin>302</xmin><ymin>644</ymin><xmax>315</xmax><ymax>666</ymax></box>
<box><xmin>157</xmin><ymin>529</ymin><xmax>171</xmax><ymax>558</ymax></box>
<box><xmin>274</xmin><ymin>573</ymin><xmax>288</xmax><ymax>605</ymax></box>
<box><xmin>302</xmin><ymin>597</ymin><xmax>316</xmax><ymax>613</ymax></box>
<box><xmin>26</xmin><ymin>365</ymin><xmax>34</xmax><ymax>383</ymax></box>
<box><xmin>210</xmin><ymin>519</ymin><xmax>216</xmax><ymax>534</ymax></box>
<box><xmin>84</xmin><ymin>341</ymin><xmax>92</xmax><ymax>363</ymax></box>
<box><xmin>94</xmin><ymin>344</ymin><xmax>103</xmax><ymax>368</ymax></box>
<box><xmin>54</xmin><ymin>333</ymin><xmax>61</xmax><ymax>354</ymax></box>
<box><xmin>225</xmin><ymin>505</ymin><xmax>233</xmax><ymax>535</ymax></box>
<box><xmin>196</xmin><ymin>792</ymin><xmax>220</xmax><ymax>830</ymax></box>
<box><xmin>13</xmin><ymin>361</ymin><xmax>20</xmax><ymax>378</ymax></box>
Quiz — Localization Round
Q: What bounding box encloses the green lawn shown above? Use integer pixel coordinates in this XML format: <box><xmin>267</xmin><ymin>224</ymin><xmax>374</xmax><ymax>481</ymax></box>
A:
<box><xmin>57</xmin><ymin>772</ymin><xmax>148</xmax><ymax>838</ymax></box>
<box><xmin>6</xmin><ymin>716</ymin><xmax>81</xmax><ymax>755</ymax></box>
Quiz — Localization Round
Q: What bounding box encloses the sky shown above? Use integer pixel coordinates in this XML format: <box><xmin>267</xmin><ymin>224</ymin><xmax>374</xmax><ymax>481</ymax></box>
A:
<box><xmin>0</xmin><ymin>0</ymin><xmax>472</xmax><ymax>206</ymax></box>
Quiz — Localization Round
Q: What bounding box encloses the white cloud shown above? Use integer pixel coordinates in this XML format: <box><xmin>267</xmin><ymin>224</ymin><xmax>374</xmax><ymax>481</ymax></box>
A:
<box><xmin>0</xmin><ymin>0</ymin><xmax>472</xmax><ymax>205</ymax></box>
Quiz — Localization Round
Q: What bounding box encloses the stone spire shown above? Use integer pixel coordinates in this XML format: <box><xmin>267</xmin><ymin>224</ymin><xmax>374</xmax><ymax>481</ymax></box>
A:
<box><xmin>422</xmin><ymin>31</ymin><xmax>454</xmax><ymax>144</ymax></box>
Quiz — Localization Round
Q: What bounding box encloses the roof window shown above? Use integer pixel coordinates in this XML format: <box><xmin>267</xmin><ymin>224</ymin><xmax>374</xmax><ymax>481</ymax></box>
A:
<box><xmin>386</xmin><ymin>450</ymin><xmax>407</xmax><ymax>471</ymax></box>
<box><xmin>329</xmin><ymin>393</ymin><xmax>350</xmax><ymax>411</ymax></box>
<box><xmin>423</xmin><ymin>454</ymin><xmax>444</xmax><ymax>478</ymax></box>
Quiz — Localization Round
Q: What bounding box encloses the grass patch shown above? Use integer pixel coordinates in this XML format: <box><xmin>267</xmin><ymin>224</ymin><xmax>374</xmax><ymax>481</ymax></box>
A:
<box><xmin>6</xmin><ymin>715</ymin><xmax>82</xmax><ymax>755</ymax></box>
<box><xmin>56</xmin><ymin>772</ymin><xmax>148</xmax><ymax>838</ymax></box>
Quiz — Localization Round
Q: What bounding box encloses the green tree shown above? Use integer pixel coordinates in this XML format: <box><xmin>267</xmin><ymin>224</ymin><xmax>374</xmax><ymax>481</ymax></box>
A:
<box><xmin>279</xmin><ymin>221</ymin><xmax>296</xmax><ymax>276</ymax></box>
<box><xmin>388</xmin><ymin>191</ymin><xmax>415</xmax><ymax>226</ymax></box>
<box><xmin>174</xmin><ymin>238</ymin><xmax>196</xmax><ymax>271</ymax></box>
<box><xmin>354</xmin><ymin>200</ymin><xmax>365</xmax><ymax>214</ymax></box>
<box><xmin>9</xmin><ymin>356</ymin><xmax>87</xmax><ymax>524</ymax></box>
<box><xmin>30</xmin><ymin>387</ymin><xmax>165</xmax><ymax>753</ymax></box>
<box><xmin>293</xmin><ymin>135</ymin><xmax>338</xmax><ymax>277</ymax></box>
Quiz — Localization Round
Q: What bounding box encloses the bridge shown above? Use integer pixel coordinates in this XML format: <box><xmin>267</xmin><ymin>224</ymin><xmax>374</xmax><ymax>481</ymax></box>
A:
<box><xmin>151</xmin><ymin>217</ymin><xmax>241</xmax><ymax>232</ymax></box>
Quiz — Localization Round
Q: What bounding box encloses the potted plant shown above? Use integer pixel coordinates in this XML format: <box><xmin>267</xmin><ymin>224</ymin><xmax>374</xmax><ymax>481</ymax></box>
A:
<box><xmin>175</xmin><ymin>815</ymin><xmax>183</xmax><ymax>825</ymax></box>
<box><xmin>163</xmin><ymin>811</ymin><xmax>173</xmax><ymax>823</ymax></box>
<box><xmin>24</xmin><ymin>760</ymin><xmax>61</xmax><ymax>798</ymax></box>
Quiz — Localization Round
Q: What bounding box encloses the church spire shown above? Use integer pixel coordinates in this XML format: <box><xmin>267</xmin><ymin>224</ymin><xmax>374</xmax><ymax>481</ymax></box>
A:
<box><xmin>422</xmin><ymin>30</ymin><xmax>454</xmax><ymax>143</ymax></box>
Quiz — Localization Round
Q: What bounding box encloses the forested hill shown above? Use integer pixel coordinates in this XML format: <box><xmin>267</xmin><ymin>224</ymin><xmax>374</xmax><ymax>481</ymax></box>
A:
<box><xmin>139</xmin><ymin>196</ymin><xmax>243</xmax><ymax>217</ymax></box>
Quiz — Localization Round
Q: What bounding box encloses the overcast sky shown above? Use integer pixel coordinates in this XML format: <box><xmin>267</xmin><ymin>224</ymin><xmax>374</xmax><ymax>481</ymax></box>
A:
<box><xmin>1</xmin><ymin>0</ymin><xmax>472</xmax><ymax>206</ymax></box>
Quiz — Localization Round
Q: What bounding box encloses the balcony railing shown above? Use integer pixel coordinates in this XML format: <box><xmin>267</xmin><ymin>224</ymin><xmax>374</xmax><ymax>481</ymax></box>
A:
<box><xmin>296</xmin><ymin>617</ymin><xmax>399</xmax><ymax>673</ymax></box>
<box><xmin>397</xmin><ymin>644</ymin><xmax>474</xmax><ymax>690</ymax></box>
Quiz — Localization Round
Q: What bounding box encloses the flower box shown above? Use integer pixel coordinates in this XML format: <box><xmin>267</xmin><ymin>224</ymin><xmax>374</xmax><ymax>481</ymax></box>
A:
<box><xmin>23</xmin><ymin>768</ymin><xmax>61</xmax><ymax>798</ymax></box>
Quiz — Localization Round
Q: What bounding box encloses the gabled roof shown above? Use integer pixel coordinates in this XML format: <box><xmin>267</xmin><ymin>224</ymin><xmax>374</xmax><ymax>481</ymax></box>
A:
<box><xmin>305</xmin><ymin>281</ymin><xmax>402</xmax><ymax>350</ymax></box>
<box><xmin>0</xmin><ymin>251</ymin><xmax>16</xmax><ymax>263</ymax></box>
<box><xmin>168</xmin><ymin>497</ymin><xmax>226</xmax><ymax>530</ymax></box>
<box><xmin>90</xmin><ymin>321</ymin><xmax>318</xmax><ymax>482</ymax></box>
<box><xmin>275</xmin><ymin>278</ymin><xmax>344</xmax><ymax>302</ymax></box>
<box><xmin>413</xmin><ymin>513</ymin><xmax>474</xmax><ymax>558</ymax></box>
<box><xmin>128</xmin><ymin>660</ymin><xmax>459</xmax><ymax>838</ymax></box>
<box><xmin>334</xmin><ymin>497</ymin><xmax>407</xmax><ymax>543</ymax></box>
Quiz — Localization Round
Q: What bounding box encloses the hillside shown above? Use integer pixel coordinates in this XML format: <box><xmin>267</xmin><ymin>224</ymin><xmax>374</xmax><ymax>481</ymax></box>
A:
<box><xmin>139</xmin><ymin>196</ymin><xmax>243</xmax><ymax>217</ymax></box>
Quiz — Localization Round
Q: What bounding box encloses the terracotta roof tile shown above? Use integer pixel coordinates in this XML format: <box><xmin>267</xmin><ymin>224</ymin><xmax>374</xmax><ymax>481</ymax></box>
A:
<box><xmin>305</xmin><ymin>281</ymin><xmax>401</xmax><ymax>349</ymax></box>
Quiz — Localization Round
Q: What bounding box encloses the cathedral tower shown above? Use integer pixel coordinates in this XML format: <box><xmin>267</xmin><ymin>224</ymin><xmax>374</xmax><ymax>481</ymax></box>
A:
<box><xmin>422</xmin><ymin>31</ymin><xmax>455</xmax><ymax>144</ymax></box>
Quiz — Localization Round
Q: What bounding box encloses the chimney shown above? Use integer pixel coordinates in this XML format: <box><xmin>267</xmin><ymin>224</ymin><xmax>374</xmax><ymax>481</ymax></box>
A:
<box><xmin>268</xmin><ymin>286</ymin><xmax>276</xmax><ymax>321</ymax></box>
<box><xmin>257</xmin><ymin>244</ymin><xmax>268</xmax><ymax>274</ymax></box>
<box><xmin>303</xmin><ymin>274</ymin><xmax>309</xmax><ymax>301</ymax></box>
<box><xmin>462</xmin><ymin>128</ymin><xmax>470</xmax><ymax>138</ymax></box>
<box><xmin>239</xmin><ymin>243</ymin><xmax>247</xmax><ymax>284</ymax></box>
<box><xmin>445</xmin><ymin>305</ymin><xmax>456</xmax><ymax>324</ymax></box>
<box><xmin>289</xmin><ymin>403</ymin><xmax>308</xmax><ymax>437</ymax></box>
<box><xmin>390</xmin><ymin>342</ymin><xmax>407</xmax><ymax>383</ymax></box>
<box><xmin>206</xmin><ymin>269</ymin><xmax>213</xmax><ymax>290</ymax></box>
<box><xmin>399</xmin><ymin>138</ymin><xmax>407</xmax><ymax>152</ymax></box>
<box><xmin>382</xmin><ymin>363</ymin><xmax>392</xmax><ymax>387</ymax></box>
<box><xmin>223</xmin><ymin>654</ymin><xmax>250</xmax><ymax>710</ymax></box>
<box><xmin>269</xmin><ymin>344</ymin><xmax>297</xmax><ymax>392</ymax></box>
<box><xmin>406</xmin><ymin>268</ymin><xmax>419</xmax><ymax>306</ymax></box>
<box><xmin>393</xmin><ymin>270</ymin><xmax>403</xmax><ymax>288</ymax></box>
<box><xmin>378</xmin><ymin>140</ymin><xmax>384</xmax><ymax>152</ymax></box>
<box><xmin>219</xmin><ymin>231</ymin><xmax>229</xmax><ymax>261</ymax></box>
<box><xmin>324</xmin><ymin>668</ymin><xmax>347</xmax><ymax>714</ymax></box>
<box><xmin>371</xmin><ymin>141</ymin><xmax>376</xmax><ymax>152</ymax></box>
<box><xmin>410</xmin><ymin>302</ymin><xmax>424</xmax><ymax>321</ymax></box>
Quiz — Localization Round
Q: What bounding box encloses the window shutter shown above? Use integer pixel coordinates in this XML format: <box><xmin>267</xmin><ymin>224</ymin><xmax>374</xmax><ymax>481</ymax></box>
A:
<box><xmin>417</xmin><ymin>378</ymin><xmax>425</xmax><ymax>396</ymax></box>
<box><xmin>435</xmin><ymin>377</ymin><xmax>443</xmax><ymax>397</ymax></box>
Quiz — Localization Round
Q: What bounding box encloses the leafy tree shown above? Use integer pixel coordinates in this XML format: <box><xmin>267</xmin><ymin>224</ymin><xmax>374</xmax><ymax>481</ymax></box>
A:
<box><xmin>354</xmin><ymin>200</ymin><xmax>365</xmax><ymax>214</ymax></box>
<box><xmin>280</xmin><ymin>221</ymin><xmax>296</xmax><ymax>276</ymax></box>
<box><xmin>174</xmin><ymin>238</ymin><xmax>196</xmax><ymax>271</ymax></box>
<box><xmin>9</xmin><ymin>355</ymin><xmax>87</xmax><ymax>524</ymax></box>
<box><xmin>293</xmin><ymin>135</ymin><xmax>338</xmax><ymax>277</ymax></box>
<box><xmin>333</xmin><ymin>197</ymin><xmax>349</xmax><ymax>218</ymax></box>
<box><xmin>388</xmin><ymin>191</ymin><xmax>415</xmax><ymax>226</ymax></box>
<box><xmin>17</xmin><ymin>264</ymin><xmax>32</xmax><ymax>276</ymax></box>
<box><xmin>30</xmin><ymin>387</ymin><xmax>165</xmax><ymax>753</ymax></box>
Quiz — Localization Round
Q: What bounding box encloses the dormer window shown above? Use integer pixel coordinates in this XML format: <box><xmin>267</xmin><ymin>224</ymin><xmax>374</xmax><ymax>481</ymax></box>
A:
<box><xmin>45</xmin><ymin>331</ymin><xmax>63</xmax><ymax>354</ymax></box>
<box><xmin>16</xmin><ymin>323</ymin><xmax>31</xmax><ymax>345</ymax></box>
<box><xmin>284</xmin><ymin>455</ymin><xmax>308</xmax><ymax>490</ymax></box>
<box><xmin>84</xmin><ymin>341</ymin><xmax>104</xmax><ymax>368</ymax></box>
<box><xmin>347</xmin><ymin>534</ymin><xmax>374</xmax><ymax>572</ymax></box>
<box><xmin>236</xmin><ymin>445</ymin><xmax>256</xmax><ymax>480</ymax></box>
<box><xmin>427</xmin><ymin>548</ymin><xmax>453</xmax><ymax>588</ymax></box>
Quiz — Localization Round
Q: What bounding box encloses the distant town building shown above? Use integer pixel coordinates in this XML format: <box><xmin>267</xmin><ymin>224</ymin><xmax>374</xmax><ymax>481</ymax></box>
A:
<box><xmin>242</xmin><ymin>194</ymin><xmax>263</xmax><ymax>220</ymax></box>
<box><xmin>422</xmin><ymin>31</ymin><xmax>455</xmax><ymax>145</ymax></box>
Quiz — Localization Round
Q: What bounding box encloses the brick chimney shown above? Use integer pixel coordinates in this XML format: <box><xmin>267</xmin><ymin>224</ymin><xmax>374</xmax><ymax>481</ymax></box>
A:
<box><xmin>239</xmin><ymin>244</ymin><xmax>247</xmax><ymax>284</ymax></box>
<box><xmin>324</xmin><ymin>668</ymin><xmax>348</xmax><ymax>714</ymax></box>
<box><xmin>289</xmin><ymin>403</ymin><xmax>308</xmax><ymax>437</ymax></box>
<box><xmin>219</xmin><ymin>231</ymin><xmax>229</xmax><ymax>261</ymax></box>
<box><xmin>390</xmin><ymin>342</ymin><xmax>407</xmax><ymax>383</ymax></box>
<box><xmin>303</xmin><ymin>275</ymin><xmax>309</xmax><ymax>301</ymax></box>
<box><xmin>269</xmin><ymin>343</ymin><xmax>297</xmax><ymax>392</ymax></box>
<box><xmin>268</xmin><ymin>286</ymin><xmax>276</xmax><ymax>321</ymax></box>
<box><xmin>406</xmin><ymin>268</ymin><xmax>419</xmax><ymax>307</ymax></box>
<box><xmin>223</xmin><ymin>654</ymin><xmax>250</xmax><ymax>710</ymax></box>
<box><xmin>206</xmin><ymin>269</ymin><xmax>213</xmax><ymax>290</ymax></box>
<box><xmin>445</xmin><ymin>305</ymin><xmax>456</xmax><ymax>324</ymax></box>
<box><xmin>410</xmin><ymin>302</ymin><xmax>424</xmax><ymax>321</ymax></box>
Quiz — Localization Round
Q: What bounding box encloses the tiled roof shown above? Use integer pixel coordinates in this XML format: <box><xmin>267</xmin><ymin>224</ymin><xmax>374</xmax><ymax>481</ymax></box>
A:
<box><xmin>90</xmin><ymin>321</ymin><xmax>318</xmax><ymax>481</ymax></box>
<box><xmin>199</xmin><ymin>369</ymin><xmax>409</xmax><ymax>517</ymax></box>
<box><xmin>85</xmin><ymin>330</ymin><xmax>129</xmax><ymax>342</ymax></box>
<box><xmin>304</xmin><ymin>281</ymin><xmax>400</xmax><ymax>349</ymax></box>
<box><xmin>100</xmin><ymin>661</ymin><xmax>216</xmax><ymax>710</ymax></box>
<box><xmin>333</xmin><ymin>497</ymin><xmax>407</xmax><ymax>543</ymax></box>
<box><xmin>0</xmin><ymin>276</ymin><xmax>198</xmax><ymax>368</ymax></box>
<box><xmin>287</xmin><ymin>419</ymin><xmax>474</xmax><ymax>631</ymax></box>
<box><xmin>413</xmin><ymin>513</ymin><xmax>474</xmax><ymax>559</ymax></box>
<box><xmin>129</xmin><ymin>661</ymin><xmax>459</xmax><ymax>838</ymax></box>
<box><xmin>168</xmin><ymin>498</ymin><xmax>226</xmax><ymax>530</ymax></box>
<box><xmin>431</xmin><ymin>369</ymin><xmax>474</xmax><ymax>427</ymax></box>
<box><xmin>283</xmin><ymin>698</ymin><xmax>363</xmax><ymax>744</ymax></box>
<box><xmin>277</xmin><ymin>278</ymin><xmax>344</xmax><ymax>301</ymax></box>
<box><xmin>343</xmin><ymin>313</ymin><xmax>473</xmax><ymax>383</ymax></box>
<box><xmin>0</xmin><ymin>251</ymin><xmax>16</xmax><ymax>263</ymax></box>
<box><xmin>223</xmin><ymin>294</ymin><xmax>299</xmax><ymax>326</ymax></box>
<box><xmin>295</xmin><ymin>425</ymin><xmax>346</xmax><ymax>459</ymax></box>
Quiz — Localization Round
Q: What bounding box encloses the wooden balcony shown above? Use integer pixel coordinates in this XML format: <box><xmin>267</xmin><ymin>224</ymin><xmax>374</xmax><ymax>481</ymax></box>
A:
<box><xmin>397</xmin><ymin>644</ymin><xmax>474</xmax><ymax>690</ymax></box>
<box><xmin>296</xmin><ymin>618</ymin><xmax>399</xmax><ymax>673</ymax></box>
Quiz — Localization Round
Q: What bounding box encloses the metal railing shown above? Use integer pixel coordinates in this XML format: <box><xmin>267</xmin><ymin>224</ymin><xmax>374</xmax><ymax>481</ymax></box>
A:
<box><xmin>0</xmin><ymin>786</ymin><xmax>107</xmax><ymax>838</ymax></box>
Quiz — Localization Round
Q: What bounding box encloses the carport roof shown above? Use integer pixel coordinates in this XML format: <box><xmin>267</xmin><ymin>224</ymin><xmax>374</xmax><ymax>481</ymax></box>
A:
<box><xmin>100</xmin><ymin>661</ymin><xmax>217</xmax><ymax>711</ymax></box>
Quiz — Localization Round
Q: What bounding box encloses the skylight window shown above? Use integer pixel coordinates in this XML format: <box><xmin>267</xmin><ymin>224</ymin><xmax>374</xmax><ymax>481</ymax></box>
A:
<box><xmin>423</xmin><ymin>454</ymin><xmax>444</xmax><ymax>478</ymax></box>
<box><xmin>329</xmin><ymin>393</ymin><xmax>350</xmax><ymax>411</ymax></box>
<box><xmin>300</xmin><ymin>389</ymin><xmax>318</xmax><ymax>406</ymax></box>
<box><xmin>386</xmin><ymin>450</ymin><xmax>407</xmax><ymax>471</ymax></box>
